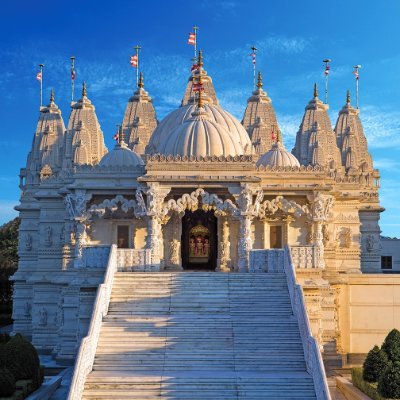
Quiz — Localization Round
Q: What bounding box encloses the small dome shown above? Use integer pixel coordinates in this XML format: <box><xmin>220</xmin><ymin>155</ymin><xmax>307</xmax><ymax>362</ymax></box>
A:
<box><xmin>99</xmin><ymin>142</ymin><xmax>144</xmax><ymax>167</ymax></box>
<box><xmin>147</xmin><ymin>103</ymin><xmax>253</xmax><ymax>155</ymax></box>
<box><xmin>257</xmin><ymin>141</ymin><xmax>300</xmax><ymax>168</ymax></box>
<box><xmin>156</xmin><ymin>108</ymin><xmax>245</xmax><ymax>157</ymax></box>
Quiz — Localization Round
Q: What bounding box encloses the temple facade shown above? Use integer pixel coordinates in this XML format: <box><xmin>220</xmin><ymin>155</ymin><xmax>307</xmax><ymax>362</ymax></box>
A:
<box><xmin>13</xmin><ymin>51</ymin><xmax>391</xmax><ymax>364</ymax></box>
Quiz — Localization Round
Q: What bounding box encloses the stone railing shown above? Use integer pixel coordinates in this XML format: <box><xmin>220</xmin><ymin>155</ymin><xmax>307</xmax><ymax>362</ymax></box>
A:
<box><xmin>290</xmin><ymin>245</ymin><xmax>321</xmax><ymax>269</ymax></box>
<box><xmin>283</xmin><ymin>245</ymin><xmax>331</xmax><ymax>400</ymax></box>
<box><xmin>68</xmin><ymin>244</ymin><xmax>117</xmax><ymax>400</ymax></box>
<box><xmin>116</xmin><ymin>248</ymin><xmax>154</xmax><ymax>271</ymax></box>
<box><xmin>249</xmin><ymin>249</ymin><xmax>284</xmax><ymax>272</ymax></box>
<box><xmin>81</xmin><ymin>245</ymin><xmax>110</xmax><ymax>268</ymax></box>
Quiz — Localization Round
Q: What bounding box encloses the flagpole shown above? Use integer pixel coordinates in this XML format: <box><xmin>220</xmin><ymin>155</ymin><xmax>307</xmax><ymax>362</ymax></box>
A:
<box><xmin>70</xmin><ymin>56</ymin><xmax>75</xmax><ymax>102</ymax></box>
<box><xmin>193</xmin><ymin>26</ymin><xmax>199</xmax><ymax>59</ymax></box>
<box><xmin>353</xmin><ymin>65</ymin><xmax>361</xmax><ymax>109</ymax></box>
<box><xmin>39</xmin><ymin>64</ymin><xmax>44</xmax><ymax>108</ymax></box>
<box><xmin>323</xmin><ymin>58</ymin><xmax>331</xmax><ymax>105</ymax></box>
<box><xmin>133</xmin><ymin>45</ymin><xmax>141</xmax><ymax>88</ymax></box>
<box><xmin>251</xmin><ymin>46</ymin><xmax>257</xmax><ymax>90</ymax></box>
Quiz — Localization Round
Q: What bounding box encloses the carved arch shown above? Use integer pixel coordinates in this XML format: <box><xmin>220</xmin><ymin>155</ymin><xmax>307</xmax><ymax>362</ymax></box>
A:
<box><xmin>161</xmin><ymin>188</ymin><xmax>238</xmax><ymax>217</ymax></box>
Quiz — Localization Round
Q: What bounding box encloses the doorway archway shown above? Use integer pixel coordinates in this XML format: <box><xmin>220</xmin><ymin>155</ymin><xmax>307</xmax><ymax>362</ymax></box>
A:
<box><xmin>181</xmin><ymin>209</ymin><xmax>217</xmax><ymax>270</ymax></box>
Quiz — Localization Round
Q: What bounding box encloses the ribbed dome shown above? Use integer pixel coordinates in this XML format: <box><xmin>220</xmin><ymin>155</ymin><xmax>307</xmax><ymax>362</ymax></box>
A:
<box><xmin>156</xmin><ymin>108</ymin><xmax>245</xmax><ymax>157</ymax></box>
<box><xmin>257</xmin><ymin>141</ymin><xmax>300</xmax><ymax>168</ymax></box>
<box><xmin>99</xmin><ymin>142</ymin><xmax>144</xmax><ymax>167</ymax></box>
<box><xmin>147</xmin><ymin>103</ymin><xmax>253</xmax><ymax>155</ymax></box>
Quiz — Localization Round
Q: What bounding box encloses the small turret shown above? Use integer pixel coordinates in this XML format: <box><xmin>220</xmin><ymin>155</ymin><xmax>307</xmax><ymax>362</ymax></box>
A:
<box><xmin>292</xmin><ymin>84</ymin><xmax>341</xmax><ymax>169</ymax></box>
<box><xmin>334</xmin><ymin>90</ymin><xmax>373</xmax><ymax>174</ymax></box>
<box><xmin>121</xmin><ymin>72</ymin><xmax>158</xmax><ymax>155</ymax></box>
<box><xmin>25</xmin><ymin>89</ymin><xmax>66</xmax><ymax>184</ymax></box>
<box><xmin>63</xmin><ymin>83</ymin><xmax>107</xmax><ymax>168</ymax></box>
<box><xmin>242</xmin><ymin>71</ymin><xmax>279</xmax><ymax>158</ymax></box>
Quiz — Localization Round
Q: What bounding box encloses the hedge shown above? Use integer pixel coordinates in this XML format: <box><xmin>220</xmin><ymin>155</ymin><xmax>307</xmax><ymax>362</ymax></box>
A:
<box><xmin>352</xmin><ymin>367</ymin><xmax>387</xmax><ymax>400</ymax></box>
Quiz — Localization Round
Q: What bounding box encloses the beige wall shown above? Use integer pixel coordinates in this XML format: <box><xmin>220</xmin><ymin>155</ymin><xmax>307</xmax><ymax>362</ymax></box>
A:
<box><xmin>338</xmin><ymin>275</ymin><xmax>400</xmax><ymax>354</ymax></box>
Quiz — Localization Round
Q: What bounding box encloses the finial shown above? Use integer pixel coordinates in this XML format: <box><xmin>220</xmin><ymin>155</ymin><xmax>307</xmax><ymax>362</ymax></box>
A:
<box><xmin>50</xmin><ymin>88</ymin><xmax>55</xmax><ymax>103</ymax></box>
<box><xmin>138</xmin><ymin>72</ymin><xmax>144</xmax><ymax>88</ymax></box>
<box><xmin>257</xmin><ymin>72</ymin><xmax>263</xmax><ymax>89</ymax></box>
<box><xmin>197</xmin><ymin>75</ymin><xmax>204</xmax><ymax>109</ymax></box>
<box><xmin>82</xmin><ymin>82</ymin><xmax>87</xmax><ymax>98</ymax></box>
<box><xmin>313</xmin><ymin>83</ymin><xmax>318</xmax><ymax>98</ymax></box>
<box><xmin>346</xmin><ymin>89</ymin><xmax>350</xmax><ymax>104</ymax></box>
<box><xmin>277</xmin><ymin>129</ymin><xmax>282</xmax><ymax>143</ymax></box>
<box><xmin>197</xmin><ymin>50</ymin><xmax>203</xmax><ymax>68</ymax></box>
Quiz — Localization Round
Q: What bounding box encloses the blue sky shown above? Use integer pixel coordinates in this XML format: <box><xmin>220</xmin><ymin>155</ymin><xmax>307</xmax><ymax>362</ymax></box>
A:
<box><xmin>0</xmin><ymin>0</ymin><xmax>399</xmax><ymax>236</ymax></box>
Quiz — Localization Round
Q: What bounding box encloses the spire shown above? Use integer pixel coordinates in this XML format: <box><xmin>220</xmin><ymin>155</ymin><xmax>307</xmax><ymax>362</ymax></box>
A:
<box><xmin>198</xmin><ymin>50</ymin><xmax>203</xmax><ymax>70</ymax></box>
<box><xmin>257</xmin><ymin>72</ymin><xmax>263</xmax><ymax>89</ymax></box>
<box><xmin>346</xmin><ymin>89</ymin><xmax>351</xmax><ymax>105</ymax></box>
<box><xmin>138</xmin><ymin>72</ymin><xmax>144</xmax><ymax>89</ymax></box>
<box><xmin>82</xmin><ymin>82</ymin><xmax>87</xmax><ymax>98</ymax></box>
<box><xmin>314</xmin><ymin>83</ymin><xmax>318</xmax><ymax>99</ymax></box>
<box><xmin>276</xmin><ymin>129</ymin><xmax>282</xmax><ymax>143</ymax></box>
<box><xmin>197</xmin><ymin>72</ymin><xmax>204</xmax><ymax>109</ymax></box>
<box><xmin>50</xmin><ymin>88</ymin><xmax>55</xmax><ymax>104</ymax></box>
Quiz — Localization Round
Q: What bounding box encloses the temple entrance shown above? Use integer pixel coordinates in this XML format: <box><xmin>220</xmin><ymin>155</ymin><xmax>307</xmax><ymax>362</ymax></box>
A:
<box><xmin>181</xmin><ymin>209</ymin><xmax>217</xmax><ymax>270</ymax></box>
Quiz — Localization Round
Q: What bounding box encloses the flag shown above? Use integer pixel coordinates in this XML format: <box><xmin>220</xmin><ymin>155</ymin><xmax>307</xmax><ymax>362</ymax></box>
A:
<box><xmin>353</xmin><ymin>69</ymin><xmax>359</xmax><ymax>80</ymax></box>
<box><xmin>192</xmin><ymin>82</ymin><xmax>203</xmax><ymax>92</ymax></box>
<box><xmin>188</xmin><ymin>32</ymin><xmax>196</xmax><ymax>45</ymax></box>
<box><xmin>191</xmin><ymin>64</ymin><xmax>198</xmax><ymax>72</ymax></box>
<box><xmin>113</xmin><ymin>132</ymin><xmax>119</xmax><ymax>141</ymax></box>
<box><xmin>71</xmin><ymin>68</ymin><xmax>76</xmax><ymax>80</ymax></box>
<box><xmin>36</xmin><ymin>71</ymin><xmax>42</xmax><ymax>81</ymax></box>
<box><xmin>271</xmin><ymin>126</ymin><xmax>275</xmax><ymax>141</ymax></box>
<box><xmin>130</xmin><ymin>54</ymin><xmax>138</xmax><ymax>67</ymax></box>
<box><xmin>250</xmin><ymin>52</ymin><xmax>256</xmax><ymax>65</ymax></box>
<box><xmin>324</xmin><ymin>65</ymin><xmax>330</xmax><ymax>76</ymax></box>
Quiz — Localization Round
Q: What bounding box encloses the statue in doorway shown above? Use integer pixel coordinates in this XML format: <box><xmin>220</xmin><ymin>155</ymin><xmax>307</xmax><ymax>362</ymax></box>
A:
<box><xmin>203</xmin><ymin>237</ymin><xmax>210</xmax><ymax>257</ymax></box>
<box><xmin>189</xmin><ymin>237</ymin><xmax>196</xmax><ymax>257</ymax></box>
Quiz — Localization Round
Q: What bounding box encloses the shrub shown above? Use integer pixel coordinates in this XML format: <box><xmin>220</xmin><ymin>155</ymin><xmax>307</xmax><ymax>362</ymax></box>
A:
<box><xmin>4</xmin><ymin>333</ymin><xmax>40</xmax><ymax>382</ymax></box>
<box><xmin>352</xmin><ymin>367</ymin><xmax>386</xmax><ymax>400</ymax></box>
<box><xmin>363</xmin><ymin>345</ymin><xmax>389</xmax><ymax>382</ymax></box>
<box><xmin>378</xmin><ymin>361</ymin><xmax>400</xmax><ymax>398</ymax></box>
<box><xmin>382</xmin><ymin>329</ymin><xmax>400</xmax><ymax>362</ymax></box>
<box><xmin>0</xmin><ymin>366</ymin><xmax>16</xmax><ymax>396</ymax></box>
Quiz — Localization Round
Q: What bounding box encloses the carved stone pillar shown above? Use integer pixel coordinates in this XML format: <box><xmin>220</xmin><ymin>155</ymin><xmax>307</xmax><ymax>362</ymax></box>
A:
<box><xmin>147</xmin><ymin>215</ymin><xmax>161</xmax><ymax>266</ymax></box>
<box><xmin>73</xmin><ymin>218</ymin><xmax>87</xmax><ymax>268</ymax></box>
<box><xmin>307</xmin><ymin>192</ymin><xmax>334</xmax><ymax>269</ymax></box>
<box><xmin>217</xmin><ymin>217</ymin><xmax>231</xmax><ymax>272</ymax></box>
<box><xmin>238</xmin><ymin>215</ymin><xmax>253</xmax><ymax>272</ymax></box>
<box><xmin>145</xmin><ymin>183</ymin><xmax>170</xmax><ymax>270</ymax></box>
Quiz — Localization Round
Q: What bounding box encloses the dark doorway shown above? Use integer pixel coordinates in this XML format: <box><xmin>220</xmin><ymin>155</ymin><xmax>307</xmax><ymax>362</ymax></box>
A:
<box><xmin>270</xmin><ymin>225</ymin><xmax>283</xmax><ymax>249</ymax></box>
<box><xmin>181</xmin><ymin>209</ymin><xmax>217</xmax><ymax>270</ymax></box>
<box><xmin>117</xmin><ymin>225</ymin><xmax>129</xmax><ymax>248</ymax></box>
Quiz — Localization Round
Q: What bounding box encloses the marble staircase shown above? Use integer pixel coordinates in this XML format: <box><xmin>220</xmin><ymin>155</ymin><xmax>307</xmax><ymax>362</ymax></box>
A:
<box><xmin>81</xmin><ymin>272</ymin><xmax>318</xmax><ymax>399</ymax></box>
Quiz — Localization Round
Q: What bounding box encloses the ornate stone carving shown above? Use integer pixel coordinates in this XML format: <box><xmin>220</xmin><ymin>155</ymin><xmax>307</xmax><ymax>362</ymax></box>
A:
<box><xmin>169</xmin><ymin>239</ymin><xmax>180</xmax><ymax>265</ymax></box>
<box><xmin>65</xmin><ymin>190</ymin><xmax>91</xmax><ymax>220</ymax></box>
<box><xmin>161</xmin><ymin>188</ymin><xmax>238</xmax><ymax>217</ymax></box>
<box><xmin>310</xmin><ymin>192</ymin><xmax>334</xmax><ymax>222</ymax></box>
<box><xmin>44</xmin><ymin>226</ymin><xmax>53</xmax><ymax>247</ymax></box>
<box><xmin>88</xmin><ymin>192</ymin><xmax>146</xmax><ymax>219</ymax></box>
<box><xmin>366</xmin><ymin>234</ymin><xmax>375</xmax><ymax>252</ymax></box>
<box><xmin>39</xmin><ymin>307</ymin><xmax>48</xmax><ymax>326</ymax></box>
<box><xmin>219</xmin><ymin>218</ymin><xmax>231</xmax><ymax>271</ymax></box>
<box><xmin>258</xmin><ymin>196</ymin><xmax>309</xmax><ymax>220</ymax></box>
<box><xmin>336</xmin><ymin>227</ymin><xmax>352</xmax><ymax>248</ymax></box>
<box><xmin>24</xmin><ymin>233</ymin><xmax>32</xmax><ymax>251</ymax></box>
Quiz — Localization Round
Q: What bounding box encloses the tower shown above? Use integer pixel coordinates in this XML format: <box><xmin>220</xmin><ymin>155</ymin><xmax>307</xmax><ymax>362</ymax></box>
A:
<box><xmin>292</xmin><ymin>84</ymin><xmax>341</xmax><ymax>169</ymax></box>
<box><xmin>242</xmin><ymin>72</ymin><xmax>279</xmax><ymax>157</ymax></box>
<box><xmin>24</xmin><ymin>89</ymin><xmax>66</xmax><ymax>185</ymax></box>
<box><xmin>334</xmin><ymin>90</ymin><xmax>373</xmax><ymax>174</ymax></box>
<box><xmin>121</xmin><ymin>72</ymin><xmax>158</xmax><ymax>155</ymax></box>
<box><xmin>63</xmin><ymin>83</ymin><xmax>107</xmax><ymax>169</ymax></box>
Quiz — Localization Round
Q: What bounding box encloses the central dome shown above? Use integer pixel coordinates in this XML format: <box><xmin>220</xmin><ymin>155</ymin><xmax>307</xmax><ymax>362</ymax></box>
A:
<box><xmin>147</xmin><ymin>103</ymin><xmax>253</xmax><ymax>157</ymax></box>
<box><xmin>156</xmin><ymin>107</ymin><xmax>245</xmax><ymax>157</ymax></box>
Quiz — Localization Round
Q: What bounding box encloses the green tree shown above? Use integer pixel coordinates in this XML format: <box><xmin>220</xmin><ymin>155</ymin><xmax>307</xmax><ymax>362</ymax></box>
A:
<box><xmin>363</xmin><ymin>345</ymin><xmax>389</xmax><ymax>382</ymax></box>
<box><xmin>378</xmin><ymin>361</ymin><xmax>400</xmax><ymax>398</ymax></box>
<box><xmin>382</xmin><ymin>329</ymin><xmax>400</xmax><ymax>362</ymax></box>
